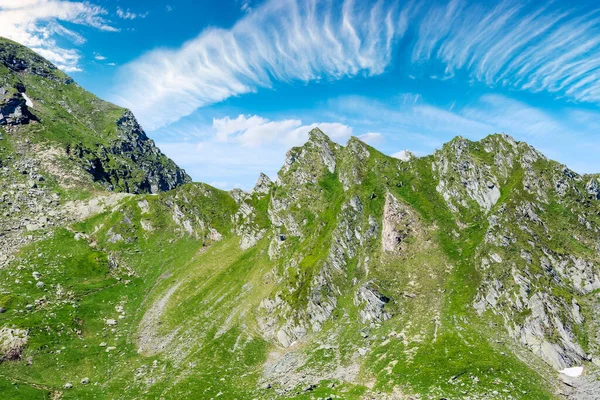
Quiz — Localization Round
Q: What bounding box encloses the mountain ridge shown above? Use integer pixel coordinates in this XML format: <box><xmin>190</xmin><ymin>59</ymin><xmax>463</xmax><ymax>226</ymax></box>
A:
<box><xmin>0</xmin><ymin>36</ymin><xmax>190</xmax><ymax>194</ymax></box>
<box><xmin>1</xmin><ymin>38</ymin><xmax>600</xmax><ymax>400</ymax></box>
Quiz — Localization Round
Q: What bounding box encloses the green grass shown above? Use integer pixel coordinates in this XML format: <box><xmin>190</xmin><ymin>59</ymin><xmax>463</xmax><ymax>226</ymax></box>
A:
<box><xmin>0</xmin><ymin>377</ymin><xmax>50</xmax><ymax>399</ymax></box>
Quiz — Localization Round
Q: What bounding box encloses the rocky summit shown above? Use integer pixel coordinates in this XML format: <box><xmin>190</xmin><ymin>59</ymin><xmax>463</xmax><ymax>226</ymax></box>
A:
<box><xmin>1</xmin><ymin>38</ymin><xmax>600</xmax><ymax>400</ymax></box>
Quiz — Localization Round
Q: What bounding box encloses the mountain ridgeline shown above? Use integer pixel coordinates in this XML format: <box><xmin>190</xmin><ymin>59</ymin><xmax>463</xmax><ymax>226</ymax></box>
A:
<box><xmin>0</xmin><ymin>37</ymin><xmax>190</xmax><ymax>194</ymax></box>
<box><xmin>1</xmin><ymin>38</ymin><xmax>600</xmax><ymax>400</ymax></box>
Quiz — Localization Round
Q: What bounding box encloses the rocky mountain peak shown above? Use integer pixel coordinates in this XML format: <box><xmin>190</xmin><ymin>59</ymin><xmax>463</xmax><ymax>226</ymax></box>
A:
<box><xmin>116</xmin><ymin>110</ymin><xmax>149</xmax><ymax>141</ymax></box>
<box><xmin>344</xmin><ymin>136</ymin><xmax>371</xmax><ymax>157</ymax></box>
<box><xmin>253</xmin><ymin>172</ymin><xmax>272</xmax><ymax>195</ymax></box>
<box><xmin>0</xmin><ymin>37</ymin><xmax>190</xmax><ymax>194</ymax></box>
<box><xmin>279</xmin><ymin>127</ymin><xmax>340</xmax><ymax>182</ymax></box>
<box><xmin>307</xmin><ymin>127</ymin><xmax>330</xmax><ymax>143</ymax></box>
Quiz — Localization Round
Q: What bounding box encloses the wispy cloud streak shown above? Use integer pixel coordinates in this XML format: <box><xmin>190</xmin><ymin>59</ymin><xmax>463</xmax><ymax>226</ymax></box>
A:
<box><xmin>115</xmin><ymin>0</ymin><xmax>600</xmax><ymax>131</ymax></box>
<box><xmin>414</xmin><ymin>0</ymin><xmax>600</xmax><ymax>104</ymax></box>
<box><xmin>113</xmin><ymin>0</ymin><xmax>410</xmax><ymax>130</ymax></box>
<box><xmin>0</xmin><ymin>0</ymin><xmax>117</xmax><ymax>72</ymax></box>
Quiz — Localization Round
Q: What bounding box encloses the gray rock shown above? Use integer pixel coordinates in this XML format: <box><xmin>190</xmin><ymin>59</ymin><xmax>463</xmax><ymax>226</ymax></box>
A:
<box><xmin>381</xmin><ymin>192</ymin><xmax>416</xmax><ymax>253</ymax></box>
<box><xmin>253</xmin><ymin>173</ymin><xmax>272</xmax><ymax>195</ymax></box>
<box><xmin>307</xmin><ymin>128</ymin><xmax>336</xmax><ymax>173</ymax></box>
<box><xmin>0</xmin><ymin>328</ymin><xmax>28</xmax><ymax>360</ymax></box>
<box><xmin>355</xmin><ymin>283</ymin><xmax>391</xmax><ymax>324</ymax></box>
<box><xmin>433</xmin><ymin>137</ymin><xmax>502</xmax><ymax>212</ymax></box>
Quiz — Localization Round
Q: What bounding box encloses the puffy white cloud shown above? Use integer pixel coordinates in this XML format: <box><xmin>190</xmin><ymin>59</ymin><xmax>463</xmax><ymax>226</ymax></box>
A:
<box><xmin>0</xmin><ymin>0</ymin><xmax>117</xmax><ymax>72</ymax></box>
<box><xmin>212</xmin><ymin>114</ymin><xmax>353</xmax><ymax>148</ymax></box>
<box><xmin>157</xmin><ymin>115</ymin><xmax>354</xmax><ymax>189</ymax></box>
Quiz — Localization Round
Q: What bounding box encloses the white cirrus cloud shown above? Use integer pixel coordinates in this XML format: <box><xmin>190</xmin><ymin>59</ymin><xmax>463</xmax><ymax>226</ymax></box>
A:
<box><xmin>0</xmin><ymin>0</ymin><xmax>117</xmax><ymax>72</ymax></box>
<box><xmin>413</xmin><ymin>0</ymin><xmax>600</xmax><ymax>104</ymax></box>
<box><xmin>116</xmin><ymin>7</ymin><xmax>148</xmax><ymax>20</ymax></box>
<box><xmin>112</xmin><ymin>0</ymin><xmax>412</xmax><ymax>130</ymax></box>
<box><xmin>238</xmin><ymin>1</ymin><xmax>251</xmax><ymax>13</ymax></box>
<box><xmin>114</xmin><ymin>0</ymin><xmax>600</xmax><ymax>132</ymax></box>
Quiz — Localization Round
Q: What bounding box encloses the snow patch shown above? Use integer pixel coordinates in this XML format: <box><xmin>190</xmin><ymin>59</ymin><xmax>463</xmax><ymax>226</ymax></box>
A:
<box><xmin>21</xmin><ymin>93</ymin><xmax>33</xmax><ymax>107</ymax></box>
<box><xmin>560</xmin><ymin>366</ymin><xmax>583</xmax><ymax>377</ymax></box>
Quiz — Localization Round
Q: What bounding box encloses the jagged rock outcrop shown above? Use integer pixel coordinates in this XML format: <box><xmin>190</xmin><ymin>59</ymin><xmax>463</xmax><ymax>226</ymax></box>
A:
<box><xmin>339</xmin><ymin>137</ymin><xmax>370</xmax><ymax>190</ymax></box>
<box><xmin>305</xmin><ymin>195</ymin><xmax>366</xmax><ymax>332</ymax></box>
<box><xmin>280</xmin><ymin>128</ymin><xmax>340</xmax><ymax>181</ymax></box>
<box><xmin>268</xmin><ymin>128</ymin><xmax>341</xmax><ymax>239</ymax></box>
<box><xmin>514</xmin><ymin>292</ymin><xmax>587</xmax><ymax>370</ymax></box>
<box><xmin>260</xmin><ymin>194</ymin><xmax>369</xmax><ymax>347</ymax></box>
<box><xmin>355</xmin><ymin>283</ymin><xmax>391</xmax><ymax>324</ymax></box>
<box><xmin>71</xmin><ymin>110</ymin><xmax>191</xmax><ymax>194</ymax></box>
<box><xmin>433</xmin><ymin>137</ymin><xmax>501</xmax><ymax>212</ymax></box>
<box><xmin>586</xmin><ymin>177</ymin><xmax>600</xmax><ymax>200</ymax></box>
<box><xmin>230</xmin><ymin>188</ymin><xmax>266</xmax><ymax>250</ymax></box>
<box><xmin>253</xmin><ymin>173</ymin><xmax>273</xmax><ymax>195</ymax></box>
<box><xmin>0</xmin><ymin>95</ymin><xmax>37</xmax><ymax>125</ymax></box>
<box><xmin>475</xmin><ymin>268</ymin><xmax>588</xmax><ymax>370</ymax></box>
<box><xmin>470</xmin><ymin>135</ymin><xmax>600</xmax><ymax>376</ymax></box>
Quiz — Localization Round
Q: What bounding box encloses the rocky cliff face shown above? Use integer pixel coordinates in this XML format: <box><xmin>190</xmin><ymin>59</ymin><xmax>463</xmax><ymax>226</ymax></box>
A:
<box><xmin>69</xmin><ymin>110</ymin><xmax>190</xmax><ymax>193</ymax></box>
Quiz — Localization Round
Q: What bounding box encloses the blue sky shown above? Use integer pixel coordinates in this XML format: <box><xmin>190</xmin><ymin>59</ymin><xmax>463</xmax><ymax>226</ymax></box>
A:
<box><xmin>2</xmin><ymin>0</ymin><xmax>600</xmax><ymax>190</ymax></box>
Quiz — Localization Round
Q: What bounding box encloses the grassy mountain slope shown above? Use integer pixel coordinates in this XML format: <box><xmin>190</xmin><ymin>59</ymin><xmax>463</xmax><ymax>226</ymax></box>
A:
<box><xmin>0</xmin><ymin>37</ymin><xmax>190</xmax><ymax>195</ymax></box>
<box><xmin>1</xmin><ymin>39</ymin><xmax>600</xmax><ymax>400</ymax></box>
